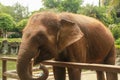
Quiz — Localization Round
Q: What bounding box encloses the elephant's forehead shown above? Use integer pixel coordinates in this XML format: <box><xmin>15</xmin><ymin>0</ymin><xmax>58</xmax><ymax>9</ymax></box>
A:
<box><xmin>23</xmin><ymin>12</ymin><xmax>57</xmax><ymax>44</ymax></box>
<box><xmin>33</xmin><ymin>25</ymin><xmax>55</xmax><ymax>44</ymax></box>
<box><xmin>43</xmin><ymin>27</ymin><xmax>56</xmax><ymax>44</ymax></box>
<box><xmin>38</xmin><ymin>25</ymin><xmax>47</xmax><ymax>32</ymax></box>
<box><xmin>23</xmin><ymin>26</ymin><xmax>55</xmax><ymax>44</ymax></box>
<box><xmin>39</xmin><ymin>26</ymin><xmax>55</xmax><ymax>43</ymax></box>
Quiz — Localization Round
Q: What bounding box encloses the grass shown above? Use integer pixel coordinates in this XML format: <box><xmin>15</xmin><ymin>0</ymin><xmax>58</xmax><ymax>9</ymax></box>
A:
<box><xmin>116</xmin><ymin>45</ymin><xmax>120</xmax><ymax>49</ymax></box>
<box><xmin>0</xmin><ymin>54</ymin><xmax>17</xmax><ymax>78</ymax></box>
<box><xmin>0</xmin><ymin>38</ymin><xmax>21</xmax><ymax>42</ymax></box>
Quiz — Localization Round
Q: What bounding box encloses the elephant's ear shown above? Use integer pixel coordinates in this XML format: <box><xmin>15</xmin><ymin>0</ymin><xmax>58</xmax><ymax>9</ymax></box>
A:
<box><xmin>57</xmin><ymin>18</ymin><xmax>84</xmax><ymax>52</ymax></box>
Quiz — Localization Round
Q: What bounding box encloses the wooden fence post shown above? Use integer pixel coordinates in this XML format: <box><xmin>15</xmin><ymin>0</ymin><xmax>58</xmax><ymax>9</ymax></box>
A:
<box><xmin>2</xmin><ymin>59</ymin><xmax>7</xmax><ymax>80</ymax></box>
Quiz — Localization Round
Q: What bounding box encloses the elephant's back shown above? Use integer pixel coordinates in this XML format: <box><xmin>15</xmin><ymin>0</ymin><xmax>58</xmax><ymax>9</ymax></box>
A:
<box><xmin>73</xmin><ymin>13</ymin><xmax>114</xmax><ymax>63</ymax></box>
<box><xmin>76</xmin><ymin>15</ymin><xmax>114</xmax><ymax>63</ymax></box>
<box><xmin>59</xmin><ymin>13</ymin><xmax>114</xmax><ymax>63</ymax></box>
<box><xmin>60</xmin><ymin>13</ymin><xmax>114</xmax><ymax>47</ymax></box>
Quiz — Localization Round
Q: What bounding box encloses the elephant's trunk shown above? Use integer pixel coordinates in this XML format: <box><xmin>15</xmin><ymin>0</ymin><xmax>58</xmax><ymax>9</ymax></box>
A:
<box><xmin>17</xmin><ymin>44</ymin><xmax>49</xmax><ymax>80</ymax></box>
<box><xmin>39</xmin><ymin>64</ymin><xmax>49</xmax><ymax>79</ymax></box>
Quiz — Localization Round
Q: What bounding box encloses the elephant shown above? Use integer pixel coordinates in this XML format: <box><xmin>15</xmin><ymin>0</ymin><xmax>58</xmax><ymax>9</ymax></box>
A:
<box><xmin>17</xmin><ymin>12</ymin><xmax>117</xmax><ymax>80</ymax></box>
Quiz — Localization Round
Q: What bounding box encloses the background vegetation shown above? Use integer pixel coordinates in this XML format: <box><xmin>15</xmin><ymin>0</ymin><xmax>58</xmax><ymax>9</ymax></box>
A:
<box><xmin>0</xmin><ymin>0</ymin><xmax>119</xmax><ymax>47</ymax></box>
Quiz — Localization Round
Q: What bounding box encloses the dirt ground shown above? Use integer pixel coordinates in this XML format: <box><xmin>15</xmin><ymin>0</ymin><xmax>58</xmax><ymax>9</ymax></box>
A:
<box><xmin>6</xmin><ymin>71</ymin><xmax>120</xmax><ymax>80</ymax></box>
<box><xmin>47</xmin><ymin>71</ymin><xmax>120</xmax><ymax>80</ymax></box>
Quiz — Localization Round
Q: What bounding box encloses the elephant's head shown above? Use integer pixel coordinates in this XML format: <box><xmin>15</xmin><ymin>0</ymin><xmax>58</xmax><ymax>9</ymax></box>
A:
<box><xmin>17</xmin><ymin>12</ymin><xmax>83</xmax><ymax>80</ymax></box>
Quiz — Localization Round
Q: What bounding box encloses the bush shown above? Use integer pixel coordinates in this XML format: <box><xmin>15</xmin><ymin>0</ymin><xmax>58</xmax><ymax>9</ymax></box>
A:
<box><xmin>0</xmin><ymin>13</ymin><xmax>16</xmax><ymax>31</ymax></box>
<box><xmin>7</xmin><ymin>33</ymin><xmax>21</xmax><ymax>38</ymax></box>
<box><xmin>16</xmin><ymin>19</ymin><xmax>28</xmax><ymax>32</ymax></box>
<box><xmin>0</xmin><ymin>38</ymin><xmax>21</xmax><ymax>42</ymax></box>
<box><xmin>109</xmin><ymin>24</ymin><xmax>120</xmax><ymax>40</ymax></box>
<box><xmin>115</xmin><ymin>38</ymin><xmax>120</xmax><ymax>45</ymax></box>
<box><xmin>78</xmin><ymin>5</ymin><xmax>115</xmax><ymax>26</ymax></box>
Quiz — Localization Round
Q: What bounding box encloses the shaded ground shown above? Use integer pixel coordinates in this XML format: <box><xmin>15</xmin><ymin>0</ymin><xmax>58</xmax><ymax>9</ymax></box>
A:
<box><xmin>47</xmin><ymin>71</ymin><xmax>97</xmax><ymax>80</ymax></box>
<box><xmin>4</xmin><ymin>71</ymin><xmax>120</xmax><ymax>80</ymax></box>
<box><xmin>47</xmin><ymin>71</ymin><xmax>120</xmax><ymax>80</ymax></box>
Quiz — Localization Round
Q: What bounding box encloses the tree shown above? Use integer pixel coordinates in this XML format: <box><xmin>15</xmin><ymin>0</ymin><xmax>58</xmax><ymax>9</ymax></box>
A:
<box><xmin>0</xmin><ymin>3</ymin><xmax>15</xmax><ymax>16</ymax></box>
<box><xmin>16</xmin><ymin>19</ymin><xmax>28</xmax><ymax>32</ymax></box>
<box><xmin>78</xmin><ymin>5</ymin><xmax>114</xmax><ymax>26</ymax></box>
<box><xmin>103</xmin><ymin>0</ymin><xmax>111</xmax><ymax>6</ymax></box>
<box><xmin>13</xmin><ymin>2</ymin><xmax>29</xmax><ymax>22</ymax></box>
<box><xmin>110</xmin><ymin>24</ymin><xmax>120</xmax><ymax>40</ymax></box>
<box><xmin>60</xmin><ymin>0</ymin><xmax>83</xmax><ymax>13</ymax></box>
<box><xmin>0</xmin><ymin>3</ymin><xmax>5</xmax><ymax>13</ymax></box>
<box><xmin>110</xmin><ymin>0</ymin><xmax>119</xmax><ymax>8</ymax></box>
<box><xmin>42</xmin><ymin>0</ymin><xmax>83</xmax><ymax>13</ymax></box>
<box><xmin>78</xmin><ymin>4</ymin><xmax>95</xmax><ymax>17</ymax></box>
<box><xmin>107</xmin><ymin>0</ymin><xmax>120</xmax><ymax>15</ymax></box>
<box><xmin>0</xmin><ymin>2</ymin><xmax>29</xmax><ymax>22</ymax></box>
<box><xmin>99</xmin><ymin>0</ymin><xmax>111</xmax><ymax>6</ymax></box>
<box><xmin>0</xmin><ymin>13</ymin><xmax>16</xmax><ymax>38</ymax></box>
<box><xmin>11</xmin><ymin>19</ymin><xmax>28</xmax><ymax>38</ymax></box>
<box><xmin>42</xmin><ymin>0</ymin><xmax>59</xmax><ymax>8</ymax></box>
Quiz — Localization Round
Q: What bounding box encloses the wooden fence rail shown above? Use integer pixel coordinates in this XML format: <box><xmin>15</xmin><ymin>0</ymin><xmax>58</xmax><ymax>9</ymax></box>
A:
<box><xmin>0</xmin><ymin>57</ymin><xmax>33</xmax><ymax>80</ymax></box>
<box><xmin>42</xmin><ymin>60</ymin><xmax>120</xmax><ymax>73</ymax></box>
<box><xmin>0</xmin><ymin>57</ymin><xmax>18</xmax><ymax>80</ymax></box>
<box><xmin>0</xmin><ymin>57</ymin><xmax>120</xmax><ymax>80</ymax></box>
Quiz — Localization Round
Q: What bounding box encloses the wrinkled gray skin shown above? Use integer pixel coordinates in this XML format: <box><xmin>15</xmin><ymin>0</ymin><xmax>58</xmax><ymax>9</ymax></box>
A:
<box><xmin>17</xmin><ymin>12</ymin><xmax>117</xmax><ymax>80</ymax></box>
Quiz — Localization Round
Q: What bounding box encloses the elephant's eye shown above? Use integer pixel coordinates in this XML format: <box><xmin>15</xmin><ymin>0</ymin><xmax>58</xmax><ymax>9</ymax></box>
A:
<box><xmin>36</xmin><ymin>33</ymin><xmax>48</xmax><ymax>43</ymax></box>
<box><xmin>26</xmin><ymin>33</ymin><xmax>31</xmax><ymax>38</ymax></box>
<box><xmin>43</xmin><ymin>53</ymin><xmax>50</xmax><ymax>58</ymax></box>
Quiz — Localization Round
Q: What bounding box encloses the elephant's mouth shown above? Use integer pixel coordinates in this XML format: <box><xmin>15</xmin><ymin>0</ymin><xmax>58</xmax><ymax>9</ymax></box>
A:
<box><xmin>34</xmin><ymin>46</ymin><xmax>54</xmax><ymax>65</ymax></box>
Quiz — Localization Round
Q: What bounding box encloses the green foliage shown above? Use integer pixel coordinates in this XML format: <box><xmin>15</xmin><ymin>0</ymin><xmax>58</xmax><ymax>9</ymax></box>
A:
<box><xmin>0</xmin><ymin>3</ymin><xmax>6</xmax><ymax>13</ymax></box>
<box><xmin>0</xmin><ymin>38</ymin><xmax>21</xmax><ymax>42</ymax></box>
<box><xmin>78</xmin><ymin>5</ymin><xmax>114</xmax><ymax>26</ymax></box>
<box><xmin>110</xmin><ymin>24</ymin><xmax>120</xmax><ymax>40</ymax></box>
<box><xmin>58</xmin><ymin>0</ymin><xmax>83</xmax><ymax>13</ymax></box>
<box><xmin>42</xmin><ymin>0</ymin><xmax>83</xmax><ymax>13</ymax></box>
<box><xmin>115</xmin><ymin>38</ymin><xmax>120</xmax><ymax>45</ymax></box>
<box><xmin>8</xmin><ymin>33</ymin><xmax>21</xmax><ymax>38</ymax></box>
<box><xmin>109</xmin><ymin>0</ymin><xmax>120</xmax><ymax>16</ymax></box>
<box><xmin>110</xmin><ymin>0</ymin><xmax>120</xmax><ymax>9</ymax></box>
<box><xmin>0</xmin><ymin>13</ymin><xmax>16</xmax><ymax>31</ymax></box>
<box><xmin>102</xmin><ymin>0</ymin><xmax>111</xmax><ymax>6</ymax></box>
<box><xmin>0</xmin><ymin>4</ymin><xmax>15</xmax><ymax>17</ymax></box>
<box><xmin>0</xmin><ymin>2</ymin><xmax>29</xmax><ymax>22</ymax></box>
<box><xmin>16</xmin><ymin>19</ymin><xmax>28</xmax><ymax>32</ymax></box>
<box><xmin>116</xmin><ymin>45</ymin><xmax>120</xmax><ymax>49</ymax></box>
<box><xmin>13</xmin><ymin>2</ymin><xmax>29</xmax><ymax>22</ymax></box>
<box><xmin>78</xmin><ymin>4</ymin><xmax>95</xmax><ymax>16</ymax></box>
<box><xmin>42</xmin><ymin>0</ymin><xmax>59</xmax><ymax>8</ymax></box>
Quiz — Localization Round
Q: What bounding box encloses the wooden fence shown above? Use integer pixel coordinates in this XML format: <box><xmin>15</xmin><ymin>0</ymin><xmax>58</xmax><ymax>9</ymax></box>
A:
<box><xmin>0</xmin><ymin>57</ymin><xmax>120</xmax><ymax>80</ymax></box>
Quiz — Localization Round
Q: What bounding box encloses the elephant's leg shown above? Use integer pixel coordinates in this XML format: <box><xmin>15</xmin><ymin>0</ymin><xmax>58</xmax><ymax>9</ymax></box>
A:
<box><xmin>106</xmin><ymin>72</ymin><xmax>118</xmax><ymax>80</ymax></box>
<box><xmin>67</xmin><ymin>68</ymin><xmax>81</xmax><ymax>80</ymax></box>
<box><xmin>105</xmin><ymin>46</ymin><xmax>118</xmax><ymax>80</ymax></box>
<box><xmin>53</xmin><ymin>66</ymin><xmax>66</xmax><ymax>80</ymax></box>
<box><xmin>96</xmin><ymin>71</ymin><xmax>105</xmax><ymax>80</ymax></box>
